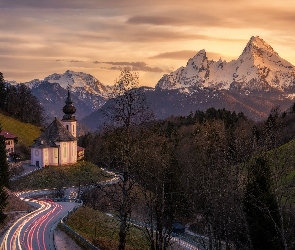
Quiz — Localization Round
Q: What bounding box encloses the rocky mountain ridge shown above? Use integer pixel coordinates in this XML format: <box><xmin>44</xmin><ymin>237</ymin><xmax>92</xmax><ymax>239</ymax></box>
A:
<box><xmin>156</xmin><ymin>36</ymin><xmax>295</xmax><ymax>93</ymax></box>
<box><xmin>9</xmin><ymin>70</ymin><xmax>112</xmax><ymax>120</ymax></box>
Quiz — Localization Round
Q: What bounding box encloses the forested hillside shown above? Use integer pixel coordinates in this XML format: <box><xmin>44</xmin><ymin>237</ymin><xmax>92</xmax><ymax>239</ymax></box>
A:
<box><xmin>79</xmin><ymin>101</ymin><xmax>295</xmax><ymax>249</ymax></box>
<box><xmin>0</xmin><ymin>72</ymin><xmax>44</xmax><ymax>127</ymax></box>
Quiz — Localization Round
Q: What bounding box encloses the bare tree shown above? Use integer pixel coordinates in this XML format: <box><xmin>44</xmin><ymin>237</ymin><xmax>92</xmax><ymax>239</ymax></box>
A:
<box><xmin>103</xmin><ymin>69</ymin><xmax>153</xmax><ymax>250</ymax></box>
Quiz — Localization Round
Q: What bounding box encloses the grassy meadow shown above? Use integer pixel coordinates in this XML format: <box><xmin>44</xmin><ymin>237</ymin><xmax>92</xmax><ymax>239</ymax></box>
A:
<box><xmin>0</xmin><ymin>112</ymin><xmax>41</xmax><ymax>146</ymax></box>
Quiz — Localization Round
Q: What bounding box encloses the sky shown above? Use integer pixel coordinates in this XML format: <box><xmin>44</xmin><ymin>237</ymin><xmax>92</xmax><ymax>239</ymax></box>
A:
<box><xmin>0</xmin><ymin>0</ymin><xmax>295</xmax><ymax>87</ymax></box>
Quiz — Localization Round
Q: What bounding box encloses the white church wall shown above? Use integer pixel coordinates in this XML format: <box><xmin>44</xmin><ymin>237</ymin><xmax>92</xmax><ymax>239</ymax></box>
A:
<box><xmin>70</xmin><ymin>141</ymin><xmax>77</xmax><ymax>163</ymax></box>
<box><xmin>44</xmin><ymin>148</ymin><xmax>49</xmax><ymax>166</ymax></box>
<box><xmin>62</xmin><ymin>121</ymin><xmax>76</xmax><ymax>137</ymax></box>
<box><xmin>31</xmin><ymin>148</ymin><xmax>44</xmax><ymax>167</ymax></box>
<box><xmin>48</xmin><ymin>147</ymin><xmax>59</xmax><ymax>166</ymax></box>
<box><xmin>59</xmin><ymin>141</ymin><xmax>75</xmax><ymax>165</ymax></box>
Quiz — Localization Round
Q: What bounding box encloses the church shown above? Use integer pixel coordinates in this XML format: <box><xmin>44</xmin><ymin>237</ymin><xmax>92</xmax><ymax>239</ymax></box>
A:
<box><xmin>30</xmin><ymin>91</ymin><xmax>80</xmax><ymax>168</ymax></box>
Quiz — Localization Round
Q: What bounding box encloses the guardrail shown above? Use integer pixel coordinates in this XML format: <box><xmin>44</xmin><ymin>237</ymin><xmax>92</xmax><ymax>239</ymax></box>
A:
<box><xmin>59</xmin><ymin>202</ymin><xmax>100</xmax><ymax>250</ymax></box>
<box><xmin>127</xmin><ymin>217</ymin><xmax>206</xmax><ymax>250</ymax></box>
<box><xmin>175</xmin><ymin>234</ymin><xmax>207</xmax><ymax>250</ymax></box>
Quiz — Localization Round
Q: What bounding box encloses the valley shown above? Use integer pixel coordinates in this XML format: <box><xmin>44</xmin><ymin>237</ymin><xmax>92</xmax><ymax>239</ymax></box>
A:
<box><xmin>1</xmin><ymin>36</ymin><xmax>295</xmax><ymax>250</ymax></box>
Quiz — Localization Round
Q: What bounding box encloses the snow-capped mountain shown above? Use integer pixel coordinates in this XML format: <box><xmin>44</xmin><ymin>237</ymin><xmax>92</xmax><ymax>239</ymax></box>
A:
<box><xmin>156</xmin><ymin>36</ymin><xmax>295</xmax><ymax>92</ymax></box>
<box><xmin>82</xmin><ymin>36</ymin><xmax>295</xmax><ymax>131</ymax></box>
<box><xmin>44</xmin><ymin>70</ymin><xmax>111</xmax><ymax>98</ymax></box>
<box><xmin>21</xmin><ymin>70</ymin><xmax>112</xmax><ymax>120</ymax></box>
<box><xmin>27</xmin><ymin>70</ymin><xmax>112</xmax><ymax>109</ymax></box>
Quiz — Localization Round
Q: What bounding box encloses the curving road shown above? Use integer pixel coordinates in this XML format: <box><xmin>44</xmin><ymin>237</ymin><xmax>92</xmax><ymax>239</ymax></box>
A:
<box><xmin>1</xmin><ymin>170</ymin><xmax>201</xmax><ymax>250</ymax></box>
<box><xmin>1</xmin><ymin>192</ymin><xmax>79</xmax><ymax>250</ymax></box>
<box><xmin>1</xmin><ymin>168</ymin><xmax>119</xmax><ymax>250</ymax></box>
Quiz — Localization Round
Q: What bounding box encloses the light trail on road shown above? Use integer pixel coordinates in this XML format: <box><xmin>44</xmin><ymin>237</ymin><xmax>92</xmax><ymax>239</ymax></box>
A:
<box><xmin>1</xmin><ymin>193</ymin><xmax>77</xmax><ymax>250</ymax></box>
<box><xmin>1</xmin><ymin>198</ymin><xmax>62</xmax><ymax>250</ymax></box>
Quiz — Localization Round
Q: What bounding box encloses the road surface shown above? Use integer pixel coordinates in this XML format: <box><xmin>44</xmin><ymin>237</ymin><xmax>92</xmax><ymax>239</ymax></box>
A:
<box><xmin>1</xmin><ymin>193</ymin><xmax>79</xmax><ymax>250</ymax></box>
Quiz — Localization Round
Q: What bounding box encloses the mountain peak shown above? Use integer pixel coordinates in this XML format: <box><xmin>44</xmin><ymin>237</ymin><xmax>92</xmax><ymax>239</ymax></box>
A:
<box><xmin>156</xmin><ymin>35</ymin><xmax>295</xmax><ymax>91</ymax></box>
<box><xmin>196</xmin><ymin>49</ymin><xmax>206</xmax><ymax>55</ymax></box>
<box><xmin>242</xmin><ymin>36</ymin><xmax>277</xmax><ymax>56</ymax></box>
<box><xmin>187</xmin><ymin>49</ymin><xmax>207</xmax><ymax>66</ymax></box>
<box><xmin>192</xmin><ymin>49</ymin><xmax>206</xmax><ymax>59</ymax></box>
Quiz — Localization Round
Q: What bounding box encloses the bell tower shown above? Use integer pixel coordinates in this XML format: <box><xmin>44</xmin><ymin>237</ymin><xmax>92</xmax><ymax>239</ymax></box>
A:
<box><xmin>61</xmin><ymin>90</ymin><xmax>77</xmax><ymax>137</ymax></box>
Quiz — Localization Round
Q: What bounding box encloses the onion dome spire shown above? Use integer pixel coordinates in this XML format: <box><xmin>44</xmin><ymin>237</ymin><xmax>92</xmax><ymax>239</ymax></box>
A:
<box><xmin>62</xmin><ymin>90</ymin><xmax>76</xmax><ymax>120</ymax></box>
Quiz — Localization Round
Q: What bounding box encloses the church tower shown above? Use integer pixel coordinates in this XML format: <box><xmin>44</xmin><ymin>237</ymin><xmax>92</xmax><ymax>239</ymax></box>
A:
<box><xmin>30</xmin><ymin>89</ymin><xmax>81</xmax><ymax>168</ymax></box>
<box><xmin>62</xmin><ymin>90</ymin><xmax>77</xmax><ymax>137</ymax></box>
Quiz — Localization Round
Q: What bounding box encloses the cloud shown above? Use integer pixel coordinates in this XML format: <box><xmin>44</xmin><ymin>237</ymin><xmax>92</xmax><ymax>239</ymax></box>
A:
<box><xmin>1</xmin><ymin>0</ymin><xmax>218</xmax><ymax>10</ymax></box>
<box><xmin>150</xmin><ymin>50</ymin><xmax>223</xmax><ymax>60</ymax></box>
<box><xmin>127</xmin><ymin>13</ymin><xmax>222</xmax><ymax>27</ymax></box>
<box><xmin>93</xmin><ymin>61</ymin><xmax>168</xmax><ymax>73</ymax></box>
<box><xmin>1</xmin><ymin>0</ymin><xmax>295</xmax><ymax>85</ymax></box>
<box><xmin>0</xmin><ymin>0</ymin><xmax>140</xmax><ymax>9</ymax></box>
<box><xmin>231</xmin><ymin>7</ymin><xmax>295</xmax><ymax>31</ymax></box>
<box><xmin>69</xmin><ymin>60</ymin><xmax>84</xmax><ymax>63</ymax></box>
<box><xmin>127</xmin><ymin>16</ymin><xmax>185</xmax><ymax>26</ymax></box>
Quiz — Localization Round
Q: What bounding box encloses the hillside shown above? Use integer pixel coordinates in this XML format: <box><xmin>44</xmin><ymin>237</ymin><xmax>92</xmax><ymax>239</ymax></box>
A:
<box><xmin>0</xmin><ymin>188</ymin><xmax>33</xmax><ymax>237</ymax></box>
<box><xmin>267</xmin><ymin>139</ymin><xmax>295</xmax><ymax>181</ymax></box>
<box><xmin>0</xmin><ymin>112</ymin><xmax>41</xmax><ymax>146</ymax></box>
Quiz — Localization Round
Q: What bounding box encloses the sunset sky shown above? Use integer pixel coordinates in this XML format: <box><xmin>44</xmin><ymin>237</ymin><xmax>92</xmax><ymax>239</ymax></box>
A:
<box><xmin>1</xmin><ymin>0</ymin><xmax>295</xmax><ymax>87</ymax></box>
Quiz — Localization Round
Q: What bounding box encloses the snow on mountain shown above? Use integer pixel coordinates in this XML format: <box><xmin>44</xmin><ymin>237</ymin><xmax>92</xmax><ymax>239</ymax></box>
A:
<box><xmin>25</xmin><ymin>79</ymin><xmax>43</xmax><ymax>89</ymax></box>
<box><xmin>44</xmin><ymin>70</ymin><xmax>111</xmax><ymax>98</ymax></box>
<box><xmin>23</xmin><ymin>70</ymin><xmax>112</xmax><ymax>114</ymax></box>
<box><xmin>156</xmin><ymin>36</ymin><xmax>295</xmax><ymax>92</ymax></box>
<box><xmin>8</xmin><ymin>70</ymin><xmax>112</xmax><ymax>121</ymax></box>
<box><xmin>5</xmin><ymin>80</ymin><xmax>19</xmax><ymax>86</ymax></box>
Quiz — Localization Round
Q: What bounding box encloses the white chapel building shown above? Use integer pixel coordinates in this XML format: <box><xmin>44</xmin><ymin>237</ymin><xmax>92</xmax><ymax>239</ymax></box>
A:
<box><xmin>31</xmin><ymin>91</ymin><xmax>79</xmax><ymax>168</ymax></box>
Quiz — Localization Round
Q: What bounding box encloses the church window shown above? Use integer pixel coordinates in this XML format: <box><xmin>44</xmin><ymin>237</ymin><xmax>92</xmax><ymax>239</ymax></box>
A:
<box><xmin>66</xmin><ymin>125</ymin><xmax>69</xmax><ymax>130</ymax></box>
<box><xmin>73</xmin><ymin>125</ymin><xmax>74</xmax><ymax>133</ymax></box>
<box><xmin>64</xmin><ymin>147</ymin><xmax>66</xmax><ymax>157</ymax></box>
<box><xmin>54</xmin><ymin>148</ymin><xmax>58</xmax><ymax>158</ymax></box>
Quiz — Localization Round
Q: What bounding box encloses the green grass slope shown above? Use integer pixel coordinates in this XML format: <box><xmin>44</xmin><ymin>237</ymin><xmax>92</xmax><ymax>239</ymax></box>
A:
<box><xmin>267</xmin><ymin>139</ymin><xmax>295</xmax><ymax>184</ymax></box>
<box><xmin>10</xmin><ymin>162</ymin><xmax>109</xmax><ymax>191</ymax></box>
<box><xmin>65</xmin><ymin>206</ymin><xmax>149</xmax><ymax>250</ymax></box>
<box><xmin>0</xmin><ymin>112</ymin><xmax>41</xmax><ymax>146</ymax></box>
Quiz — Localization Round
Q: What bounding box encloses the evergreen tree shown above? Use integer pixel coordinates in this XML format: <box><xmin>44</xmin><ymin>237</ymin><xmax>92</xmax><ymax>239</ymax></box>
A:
<box><xmin>5</xmin><ymin>84</ymin><xmax>44</xmax><ymax>126</ymax></box>
<box><xmin>243</xmin><ymin>157</ymin><xmax>284</xmax><ymax>250</ymax></box>
<box><xmin>0</xmin><ymin>72</ymin><xmax>7</xmax><ymax>110</ymax></box>
<box><xmin>0</xmin><ymin>127</ymin><xmax>9</xmax><ymax>223</ymax></box>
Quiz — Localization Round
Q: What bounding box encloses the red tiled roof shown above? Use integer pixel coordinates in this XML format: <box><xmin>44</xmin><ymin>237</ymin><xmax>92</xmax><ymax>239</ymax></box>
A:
<box><xmin>77</xmin><ymin>146</ymin><xmax>85</xmax><ymax>152</ymax></box>
<box><xmin>0</xmin><ymin>130</ymin><xmax>18</xmax><ymax>139</ymax></box>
